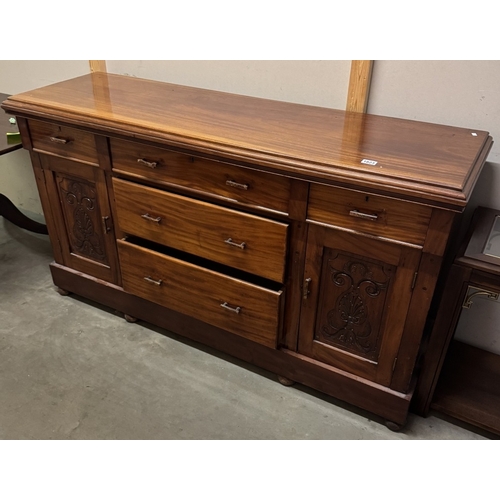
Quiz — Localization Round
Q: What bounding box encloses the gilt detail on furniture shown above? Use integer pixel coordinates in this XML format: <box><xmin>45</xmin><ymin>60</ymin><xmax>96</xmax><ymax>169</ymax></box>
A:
<box><xmin>1</xmin><ymin>73</ymin><xmax>492</xmax><ymax>428</ymax></box>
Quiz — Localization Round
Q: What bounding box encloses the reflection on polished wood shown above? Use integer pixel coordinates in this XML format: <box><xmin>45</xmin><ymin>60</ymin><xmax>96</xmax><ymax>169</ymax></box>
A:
<box><xmin>2</xmin><ymin>74</ymin><xmax>492</xmax><ymax>209</ymax></box>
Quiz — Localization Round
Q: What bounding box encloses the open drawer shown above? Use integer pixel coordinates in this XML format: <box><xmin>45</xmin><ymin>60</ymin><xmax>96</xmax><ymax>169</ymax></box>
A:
<box><xmin>117</xmin><ymin>238</ymin><xmax>284</xmax><ymax>349</ymax></box>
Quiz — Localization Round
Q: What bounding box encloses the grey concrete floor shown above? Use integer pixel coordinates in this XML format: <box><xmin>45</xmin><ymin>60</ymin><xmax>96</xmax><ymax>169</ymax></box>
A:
<box><xmin>0</xmin><ymin>216</ymin><xmax>490</xmax><ymax>440</ymax></box>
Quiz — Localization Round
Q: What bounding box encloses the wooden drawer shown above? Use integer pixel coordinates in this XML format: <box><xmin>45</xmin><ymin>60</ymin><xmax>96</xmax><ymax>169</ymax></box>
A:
<box><xmin>117</xmin><ymin>239</ymin><xmax>283</xmax><ymax>348</ymax></box>
<box><xmin>110</xmin><ymin>137</ymin><xmax>291</xmax><ymax>214</ymax></box>
<box><xmin>28</xmin><ymin>119</ymin><xmax>99</xmax><ymax>165</ymax></box>
<box><xmin>113</xmin><ymin>178</ymin><xmax>288</xmax><ymax>283</ymax></box>
<box><xmin>307</xmin><ymin>184</ymin><xmax>433</xmax><ymax>246</ymax></box>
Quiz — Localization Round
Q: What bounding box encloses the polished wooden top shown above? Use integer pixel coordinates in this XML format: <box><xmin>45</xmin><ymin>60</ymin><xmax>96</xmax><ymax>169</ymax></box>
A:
<box><xmin>0</xmin><ymin>93</ymin><xmax>22</xmax><ymax>156</ymax></box>
<box><xmin>1</xmin><ymin>73</ymin><xmax>493</xmax><ymax>209</ymax></box>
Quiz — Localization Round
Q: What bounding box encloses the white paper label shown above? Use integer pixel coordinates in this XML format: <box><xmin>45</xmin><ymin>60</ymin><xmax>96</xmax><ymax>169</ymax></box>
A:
<box><xmin>361</xmin><ymin>159</ymin><xmax>378</xmax><ymax>166</ymax></box>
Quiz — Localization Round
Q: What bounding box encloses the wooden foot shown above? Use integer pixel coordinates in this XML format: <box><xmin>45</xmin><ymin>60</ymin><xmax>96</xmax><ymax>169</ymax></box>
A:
<box><xmin>124</xmin><ymin>314</ymin><xmax>138</xmax><ymax>323</ymax></box>
<box><xmin>278</xmin><ymin>375</ymin><xmax>295</xmax><ymax>386</ymax></box>
<box><xmin>56</xmin><ymin>287</ymin><xmax>70</xmax><ymax>296</ymax></box>
<box><xmin>385</xmin><ymin>420</ymin><xmax>403</xmax><ymax>432</ymax></box>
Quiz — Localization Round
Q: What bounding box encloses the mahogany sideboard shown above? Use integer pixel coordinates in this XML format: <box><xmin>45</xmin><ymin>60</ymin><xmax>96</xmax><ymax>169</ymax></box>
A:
<box><xmin>1</xmin><ymin>73</ymin><xmax>493</xmax><ymax>429</ymax></box>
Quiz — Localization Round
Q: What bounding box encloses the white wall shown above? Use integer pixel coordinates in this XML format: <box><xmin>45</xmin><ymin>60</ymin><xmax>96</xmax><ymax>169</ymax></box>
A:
<box><xmin>0</xmin><ymin>60</ymin><xmax>89</xmax><ymax>94</ymax></box>
<box><xmin>106</xmin><ymin>60</ymin><xmax>350</xmax><ymax>109</ymax></box>
<box><xmin>0</xmin><ymin>60</ymin><xmax>89</xmax><ymax>216</ymax></box>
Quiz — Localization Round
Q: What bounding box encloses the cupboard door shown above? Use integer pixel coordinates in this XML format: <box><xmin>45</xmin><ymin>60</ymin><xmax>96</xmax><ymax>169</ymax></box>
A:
<box><xmin>40</xmin><ymin>155</ymin><xmax>120</xmax><ymax>284</ymax></box>
<box><xmin>298</xmin><ymin>225</ymin><xmax>421</xmax><ymax>387</ymax></box>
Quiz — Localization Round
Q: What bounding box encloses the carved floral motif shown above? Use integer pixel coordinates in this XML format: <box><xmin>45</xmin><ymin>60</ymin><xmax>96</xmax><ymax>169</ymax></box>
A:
<box><xmin>59</xmin><ymin>178</ymin><xmax>106</xmax><ymax>261</ymax></box>
<box><xmin>318</xmin><ymin>252</ymin><xmax>394</xmax><ymax>360</ymax></box>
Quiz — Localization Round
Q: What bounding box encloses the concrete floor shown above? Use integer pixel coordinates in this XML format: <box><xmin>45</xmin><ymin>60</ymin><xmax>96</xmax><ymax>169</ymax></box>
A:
<box><xmin>0</xmin><ymin>216</ymin><xmax>490</xmax><ymax>440</ymax></box>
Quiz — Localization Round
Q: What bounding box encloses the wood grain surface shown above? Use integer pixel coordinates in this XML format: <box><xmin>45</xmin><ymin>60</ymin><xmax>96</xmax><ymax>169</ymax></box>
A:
<box><xmin>113</xmin><ymin>178</ymin><xmax>288</xmax><ymax>282</ymax></box>
<box><xmin>307</xmin><ymin>183</ymin><xmax>433</xmax><ymax>246</ymax></box>
<box><xmin>117</xmin><ymin>239</ymin><xmax>283</xmax><ymax>348</ymax></box>
<box><xmin>2</xmin><ymin>73</ymin><xmax>492</xmax><ymax>208</ymax></box>
<box><xmin>110</xmin><ymin>137</ymin><xmax>291</xmax><ymax>214</ymax></box>
<box><xmin>28</xmin><ymin>118</ymin><xmax>100</xmax><ymax>166</ymax></box>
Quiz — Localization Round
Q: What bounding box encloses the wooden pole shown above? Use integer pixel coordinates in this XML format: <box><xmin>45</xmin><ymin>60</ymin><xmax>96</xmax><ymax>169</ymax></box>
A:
<box><xmin>88</xmin><ymin>61</ymin><xmax>110</xmax><ymax>110</ymax></box>
<box><xmin>89</xmin><ymin>60</ymin><xmax>107</xmax><ymax>73</ymax></box>
<box><xmin>346</xmin><ymin>61</ymin><xmax>373</xmax><ymax>113</ymax></box>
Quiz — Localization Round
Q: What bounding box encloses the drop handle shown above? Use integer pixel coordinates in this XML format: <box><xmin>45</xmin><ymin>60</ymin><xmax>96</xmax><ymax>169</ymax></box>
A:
<box><xmin>141</xmin><ymin>213</ymin><xmax>162</xmax><ymax>224</ymax></box>
<box><xmin>224</xmin><ymin>238</ymin><xmax>246</xmax><ymax>250</ymax></box>
<box><xmin>303</xmin><ymin>278</ymin><xmax>312</xmax><ymax>299</ymax></box>
<box><xmin>226</xmin><ymin>180</ymin><xmax>249</xmax><ymax>190</ymax></box>
<box><xmin>137</xmin><ymin>158</ymin><xmax>158</xmax><ymax>168</ymax></box>
<box><xmin>144</xmin><ymin>276</ymin><xmax>163</xmax><ymax>286</ymax></box>
<box><xmin>349</xmin><ymin>209</ymin><xmax>379</xmax><ymax>221</ymax></box>
<box><xmin>101</xmin><ymin>216</ymin><xmax>111</xmax><ymax>234</ymax></box>
<box><xmin>220</xmin><ymin>302</ymin><xmax>241</xmax><ymax>314</ymax></box>
<box><xmin>50</xmin><ymin>136</ymin><xmax>70</xmax><ymax>144</ymax></box>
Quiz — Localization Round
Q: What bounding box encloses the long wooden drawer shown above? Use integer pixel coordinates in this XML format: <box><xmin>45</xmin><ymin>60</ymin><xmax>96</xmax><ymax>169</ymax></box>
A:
<box><xmin>110</xmin><ymin>137</ymin><xmax>291</xmax><ymax>214</ymax></box>
<box><xmin>307</xmin><ymin>183</ymin><xmax>433</xmax><ymax>246</ymax></box>
<box><xmin>113</xmin><ymin>178</ymin><xmax>288</xmax><ymax>283</ymax></box>
<box><xmin>28</xmin><ymin>119</ymin><xmax>99</xmax><ymax>165</ymax></box>
<box><xmin>117</xmin><ymin>239</ymin><xmax>283</xmax><ymax>348</ymax></box>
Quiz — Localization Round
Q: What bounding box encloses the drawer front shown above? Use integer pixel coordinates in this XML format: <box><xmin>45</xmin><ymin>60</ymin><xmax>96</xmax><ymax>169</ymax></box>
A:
<box><xmin>113</xmin><ymin>178</ymin><xmax>288</xmax><ymax>283</ymax></box>
<box><xmin>110</xmin><ymin>137</ymin><xmax>291</xmax><ymax>214</ymax></box>
<box><xmin>307</xmin><ymin>184</ymin><xmax>433</xmax><ymax>246</ymax></box>
<box><xmin>28</xmin><ymin>119</ymin><xmax>99</xmax><ymax>165</ymax></box>
<box><xmin>118</xmin><ymin>239</ymin><xmax>282</xmax><ymax>348</ymax></box>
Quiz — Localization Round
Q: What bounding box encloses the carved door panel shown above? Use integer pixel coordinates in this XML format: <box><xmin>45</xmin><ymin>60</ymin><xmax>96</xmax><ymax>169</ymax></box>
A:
<box><xmin>40</xmin><ymin>155</ymin><xmax>120</xmax><ymax>284</ymax></box>
<box><xmin>298</xmin><ymin>225</ymin><xmax>421</xmax><ymax>387</ymax></box>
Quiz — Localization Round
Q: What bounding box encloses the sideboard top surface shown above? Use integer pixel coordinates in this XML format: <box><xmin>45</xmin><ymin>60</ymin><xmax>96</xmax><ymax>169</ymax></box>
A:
<box><xmin>1</xmin><ymin>72</ymin><xmax>493</xmax><ymax>209</ymax></box>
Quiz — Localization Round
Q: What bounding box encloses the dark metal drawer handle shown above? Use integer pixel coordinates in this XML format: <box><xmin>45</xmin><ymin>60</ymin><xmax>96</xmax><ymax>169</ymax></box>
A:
<box><xmin>137</xmin><ymin>158</ymin><xmax>158</xmax><ymax>169</ymax></box>
<box><xmin>226</xmin><ymin>180</ymin><xmax>249</xmax><ymax>190</ymax></box>
<box><xmin>141</xmin><ymin>213</ymin><xmax>162</xmax><ymax>224</ymax></box>
<box><xmin>50</xmin><ymin>136</ymin><xmax>70</xmax><ymax>144</ymax></box>
<box><xmin>224</xmin><ymin>238</ymin><xmax>246</xmax><ymax>250</ymax></box>
<box><xmin>102</xmin><ymin>216</ymin><xmax>111</xmax><ymax>234</ymax></box>
<box><xmin>349</xmin><ymin>209</ymin><xmax>378</xmax><ymax>221</ymax></box>
<box><xmin>220</xmin><ymin>302</ymin><xmax>241</xmax><ymax>314</ymax></box>
<box><xmin>144</xmin><ymin>276</ymin><xmax>162</xmax><ymax>286</ymax></box>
